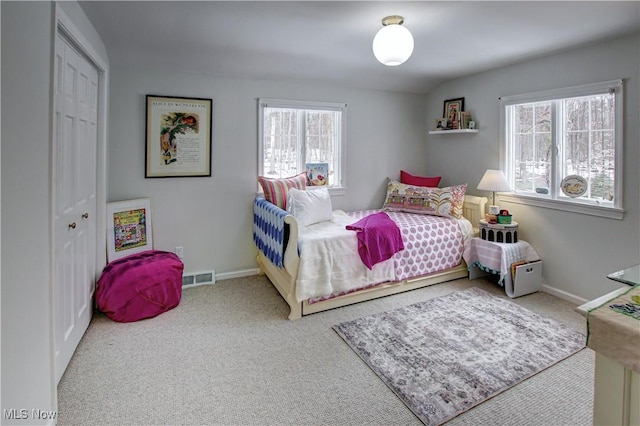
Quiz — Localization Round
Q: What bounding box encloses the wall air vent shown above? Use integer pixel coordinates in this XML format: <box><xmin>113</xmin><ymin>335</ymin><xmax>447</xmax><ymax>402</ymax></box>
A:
<box><xmin>182</xmin><ymin>270</ymin><xmax>216</xmax><ymax>288</ymax></box>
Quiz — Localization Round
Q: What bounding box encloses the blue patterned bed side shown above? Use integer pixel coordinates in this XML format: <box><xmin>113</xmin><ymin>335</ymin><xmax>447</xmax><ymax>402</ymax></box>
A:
<box><xmin>253</xmin><ymin>197</ymin><xmax>289</xmax><ymax>268</ymax></box>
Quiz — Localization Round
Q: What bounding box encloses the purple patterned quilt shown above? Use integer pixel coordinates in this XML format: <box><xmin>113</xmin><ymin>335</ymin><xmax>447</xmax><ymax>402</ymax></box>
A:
<box><xmin>348</xmin><ymin>210</ymin><xmax>469</xmax><ymax>281</ymax></box>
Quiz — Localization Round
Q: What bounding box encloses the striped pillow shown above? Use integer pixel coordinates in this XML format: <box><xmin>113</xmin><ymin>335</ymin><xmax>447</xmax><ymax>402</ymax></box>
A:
<box><xmin>258</xmin><ymin>172</ymin><xmax>307</xmax><ymax>210</ymax></box>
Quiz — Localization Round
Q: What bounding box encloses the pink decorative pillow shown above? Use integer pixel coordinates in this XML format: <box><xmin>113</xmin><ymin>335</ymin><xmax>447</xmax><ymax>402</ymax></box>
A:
<box><xmin>400</xmin><ymin>170</ymin><xmax>441</xmax><ymax>187</ymax></box>
<box><xmin>258</xmin><ymin>172</ymin><xmax>307</xmax><ymax>210</ymax></box>
<box><xmin>383</xmin><ymin>179</ymin><xmax>467</xmax><ymax>219</ymax></box>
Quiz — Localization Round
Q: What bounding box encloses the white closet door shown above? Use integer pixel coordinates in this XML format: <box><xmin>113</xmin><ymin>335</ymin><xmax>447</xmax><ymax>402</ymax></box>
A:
<box><xmin>53</xmin><ymin>33</ymin><xmax>98</xmax><ymax>384</ymax></box>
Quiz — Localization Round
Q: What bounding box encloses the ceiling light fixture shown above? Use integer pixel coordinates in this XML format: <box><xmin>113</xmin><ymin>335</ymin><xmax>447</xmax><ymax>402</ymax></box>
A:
<box><xmin>372</xmin><ymin>15</ymin><xmax>414</xmax><ymax>66</ymax></box>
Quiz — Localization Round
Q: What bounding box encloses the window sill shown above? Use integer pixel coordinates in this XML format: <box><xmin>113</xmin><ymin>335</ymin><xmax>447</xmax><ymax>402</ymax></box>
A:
<box><xmin>500</xmin><ymin>194</ymin><xmax>624</xmax><ymax>220</ymax></box>
<box><xmin>255</xmin><ymin>186</ymin><xmax>347</xmax><ymax>200</ymax></box>
<box><xmin>295</xmin><ymin>186</ymin><xmax>347</xmax><ymax>196</ymax></box>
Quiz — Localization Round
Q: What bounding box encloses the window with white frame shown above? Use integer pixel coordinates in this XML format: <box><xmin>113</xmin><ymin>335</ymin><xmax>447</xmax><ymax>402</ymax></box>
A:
<box><xmin>258</xmin><ymin>98</ymin><xmax>346</xmax><ymax>192</ymax></box>
<box><xmin>500</xmin><ymin>80</ymin><xmax>624</xmax><ymax>219</ymax></box>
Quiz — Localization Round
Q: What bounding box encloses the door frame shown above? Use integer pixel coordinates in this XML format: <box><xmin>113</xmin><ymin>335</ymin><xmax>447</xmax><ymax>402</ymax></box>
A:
<box><xmin>50</xmin><ymin>1</ymin><xmax>108</xmax><ymax>401</ymax></box>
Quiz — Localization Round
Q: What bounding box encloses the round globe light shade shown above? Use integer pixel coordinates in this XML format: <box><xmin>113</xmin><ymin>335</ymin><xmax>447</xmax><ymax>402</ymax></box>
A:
<box><xmin>372</xmin><ymin>24</ymin><xmax>414</xmax><ymax>66</ymax></box>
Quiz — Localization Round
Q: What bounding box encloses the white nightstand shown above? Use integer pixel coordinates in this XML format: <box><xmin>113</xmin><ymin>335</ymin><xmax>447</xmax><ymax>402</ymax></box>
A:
<box><xmin>463</xmin><ymin>237</ymin><xmax>542</xmax><ymax>298</ymax></box>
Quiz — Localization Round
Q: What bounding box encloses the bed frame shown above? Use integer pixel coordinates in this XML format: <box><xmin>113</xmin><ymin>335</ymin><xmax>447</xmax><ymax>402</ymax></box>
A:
<box><xmin>256</xmin><ymin>195</ymin><xmax>487</xmax><ymax>320</ymax></box>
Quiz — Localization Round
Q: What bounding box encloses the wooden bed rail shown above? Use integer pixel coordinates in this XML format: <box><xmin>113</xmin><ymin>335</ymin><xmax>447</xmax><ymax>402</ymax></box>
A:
<box><xmin>282</xmin><ymin>215</ymin><xmax>299</xmax><ymax>277</ymax></box>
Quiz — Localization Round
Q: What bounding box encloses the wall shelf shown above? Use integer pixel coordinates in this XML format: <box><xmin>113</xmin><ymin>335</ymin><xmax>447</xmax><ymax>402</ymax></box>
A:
<box><xmin>428</xmin><ymin>129</ymin><xmax>479</xmax><ymax>135</ymax></box>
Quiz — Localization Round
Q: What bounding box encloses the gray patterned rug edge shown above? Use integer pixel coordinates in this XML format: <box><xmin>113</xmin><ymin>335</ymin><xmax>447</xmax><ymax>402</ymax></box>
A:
<box><xmin>332</xmin><ymin>287</ymin><xmax>586</xmax><ymax>425</ymax></box>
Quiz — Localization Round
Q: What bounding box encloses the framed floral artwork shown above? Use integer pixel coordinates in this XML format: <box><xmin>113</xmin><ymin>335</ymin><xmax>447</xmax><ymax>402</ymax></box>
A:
<box><xmin>145</xmin><ymin>95</ymin><xmax>212</xmax><ymax>178</ymax></box>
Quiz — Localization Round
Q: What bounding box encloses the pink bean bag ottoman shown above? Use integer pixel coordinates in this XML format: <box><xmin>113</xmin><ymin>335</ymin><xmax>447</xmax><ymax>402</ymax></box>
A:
<box><xmin>96</xmin><ymin>250</ymin><xmax>184</xmax><ymax>322</ymax></box>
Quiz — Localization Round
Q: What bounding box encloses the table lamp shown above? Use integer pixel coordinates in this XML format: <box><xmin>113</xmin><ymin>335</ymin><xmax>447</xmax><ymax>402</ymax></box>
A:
<box><xmin>477</xmin><ymin>169</ymin><xmax>511</xmax><ymax>215</ymax></box>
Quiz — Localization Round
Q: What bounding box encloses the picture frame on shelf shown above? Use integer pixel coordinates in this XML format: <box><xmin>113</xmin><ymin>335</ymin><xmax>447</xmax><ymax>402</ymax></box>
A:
<box><xmin>433</xmin><ymin>118</ymin><xmax>448</xmax><ymax>130</ymax></box>
<box><xmin>443</xmin><ymin>97</ymin><xmax>465</xmax><ymax>130</ymax></box>
<box><xmin>460</xmin><ymin>112</ymin><xmax>473</xmax><ymax>129</ymax></box>
<box><xmin>106</xmin><ymin>198</ymin><xmax>153</xmax><ymax>262</ymax></box>
<box><xmin>145</xmin><ymin>95</ymin><xmax>212</xmax><ymax>178</ymax></box>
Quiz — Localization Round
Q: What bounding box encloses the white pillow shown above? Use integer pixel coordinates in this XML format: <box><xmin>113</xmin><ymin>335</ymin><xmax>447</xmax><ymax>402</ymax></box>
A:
<box><xmin>286</xmin><ymin>187</ymin><xmax>333</xmax><ymax>227</ymax></box>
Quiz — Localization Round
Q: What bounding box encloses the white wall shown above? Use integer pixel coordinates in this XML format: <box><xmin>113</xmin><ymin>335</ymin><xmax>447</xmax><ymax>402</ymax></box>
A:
<box><xmin>424</xmin><ymin>33</ymin><xmax>640</xmax><ymax>301</ymax></box>
<box><xmin>2</xmin><ymin>2</ymin><xmax>57</xmax><ymax>422</ymax></box>
<box><xmin>1</xmin><ymin>1</ymin><xmax>108</xmax><ymax>422</ymax></box>
<box><xmin>108</xmin><ymin>68</ymin><xmax>427</xmax><ymax>275</ymax></box>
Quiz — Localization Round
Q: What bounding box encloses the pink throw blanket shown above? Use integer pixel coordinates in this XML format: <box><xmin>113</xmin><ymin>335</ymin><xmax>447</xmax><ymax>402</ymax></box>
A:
<box><xmin>346</xmin><ymin>212</ymin><xmax>404</xmax><ymax>270</ymax></box>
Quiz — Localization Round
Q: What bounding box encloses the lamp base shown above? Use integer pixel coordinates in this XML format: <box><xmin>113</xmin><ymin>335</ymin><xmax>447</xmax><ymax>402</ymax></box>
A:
<box><xmin>488</xmin><ymin>205</ymin><xmax>500</xmax><ymax>215</ymax></box>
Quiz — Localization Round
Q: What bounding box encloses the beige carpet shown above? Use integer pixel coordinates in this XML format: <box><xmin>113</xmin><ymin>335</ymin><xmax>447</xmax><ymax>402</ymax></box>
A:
<box><xmin>57</xmin><ymin>275</ymin><xmax>594</xmax><ymax>425</ymax></box>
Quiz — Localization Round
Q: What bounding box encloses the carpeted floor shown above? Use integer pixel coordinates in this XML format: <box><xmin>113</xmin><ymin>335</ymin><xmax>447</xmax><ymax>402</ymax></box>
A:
<box><xmin>334</xmin><ymin>287</ymin><xmax>587</xmax><ymax>425</ymax></box>
<box><xmin>57</xmin><ymin>275</ymin><xmax>594</xmax><ymax>425</ymax></box>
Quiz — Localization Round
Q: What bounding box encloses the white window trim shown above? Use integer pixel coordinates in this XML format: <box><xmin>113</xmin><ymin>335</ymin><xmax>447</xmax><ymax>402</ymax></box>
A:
<box><xmin>258</xmin><ymin>98</ymin><xmax>347</xmax><ymax>196</ymax></box>
<box><xmin>499</xmin><ymin>79</ymin><xmax>624</xmax><ymax>220</ymax></box>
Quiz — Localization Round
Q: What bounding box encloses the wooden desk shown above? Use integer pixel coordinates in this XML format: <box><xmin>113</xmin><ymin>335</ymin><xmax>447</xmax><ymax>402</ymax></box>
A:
<box><xmin>576</xmin><ymin>271</ymin><xmax>640</xmax><ymax>426</ymax></box>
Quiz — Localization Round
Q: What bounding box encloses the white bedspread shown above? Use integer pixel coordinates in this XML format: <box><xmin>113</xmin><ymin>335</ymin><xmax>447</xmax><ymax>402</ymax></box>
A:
<box><xmin>295</xmin><ymin>211</ymin><xmax>396</xmax><ymax>302</ymax></box>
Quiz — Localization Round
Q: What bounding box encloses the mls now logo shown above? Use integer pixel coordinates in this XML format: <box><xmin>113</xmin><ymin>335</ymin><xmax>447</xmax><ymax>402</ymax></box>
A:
<box><xmin>4</xmin><ymin>409</ymin><xmax>28</xmax><ymax>420</ymax></box>
<box><xmin>4</xmin><ymin>408</ymin><xmax>57</xmax><ymax>420</ymax></box>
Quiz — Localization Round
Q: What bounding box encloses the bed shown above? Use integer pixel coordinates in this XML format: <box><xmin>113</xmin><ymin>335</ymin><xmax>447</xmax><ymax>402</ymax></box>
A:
<box><xmin>254</xmin><ymin>178</ymin><xmax>487</xmax><ymax>320</ymax></box>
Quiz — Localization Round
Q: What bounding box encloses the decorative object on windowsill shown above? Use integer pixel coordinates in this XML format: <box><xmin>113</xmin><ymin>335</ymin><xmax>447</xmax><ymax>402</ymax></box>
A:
<box><xmin>373</xmin><ymin>15</ymin><xmax>414</xmax><ymax>66</ymax></box>
<box><xmin>306</xmin><ymin>162</ymin><xmax>329</xmax><ymax>186</ymax></box>
<box><xmin>477</xmin><ymin>169</ymin><xmax>511</xmax><ymax>215</ymax></box>
<box><xmin>560</xmin><ymin>174</ymin><xmax>587</xmax><ymax>198</ymax></box>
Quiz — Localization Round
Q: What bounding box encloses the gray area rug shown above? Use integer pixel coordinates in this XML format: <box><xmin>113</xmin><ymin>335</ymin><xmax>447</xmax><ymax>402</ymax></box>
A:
<box><xmin>333</xmin><ymin>287</ymin><xmax>586</xmax><ymax>425</ymax></box>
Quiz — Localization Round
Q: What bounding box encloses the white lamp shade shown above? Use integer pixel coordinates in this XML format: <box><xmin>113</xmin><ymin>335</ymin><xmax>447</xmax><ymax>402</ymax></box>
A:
<box><xmin>477</xmin><ymin>169</ymin><xmax>511</xmax><ymax>192</ymax></box>
<box><xmin>372</xmin><ymin>24</ymin><xmax>414</xmax><ymax>66</ymax></box>
<box><xmin>477</xmin><ymin>170</ymin><xmax>511</xmax><ymax>214</ymax></box>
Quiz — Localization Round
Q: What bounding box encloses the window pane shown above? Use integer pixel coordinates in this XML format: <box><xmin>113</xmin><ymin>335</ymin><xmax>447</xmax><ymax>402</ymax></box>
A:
<box><xmin>513</xmin><ymin>102</ymin><xmax>551</xmax><ymax>194</ymax></box>
<box><xmin>590</xmin><ymin>131</ymin><xmax>615</xmax><ymax>201</ymax></box>
<box><xmin>535</xmin><ymin>133</ymin><xmax>552</xmax><ymax>190</ymax></box>
<box><xmin>534</xmin><ymin>104</ymin><xmax>551</xmax><ymax>132</ymax></box>
<box><xmin>563</xmin><ymin>93</ymin><xmax>615</xmax><ymax>202</ymax></box>
<box><xmin>305</xmin><ymin>110</ymin><xmax>338</xmax><ymax>186</ymax></box>
<box><xmin>260</xmin><ymin>103</ymin><xmax>343</xmax><ymax>188</ymax></box>
<box><xmin>515</xmin><ymin>133</ymin><xmax>533</xmax><ymax>191</ymax></box>
<box><xmin>566</xmin><ymin>97</ymin><xmax>589</xmax><ymax>132</ymax></box>
<box><xmin>263</xmin><ymin>108</ymin><xmax>299</xmax><ymax>178</ymax></box>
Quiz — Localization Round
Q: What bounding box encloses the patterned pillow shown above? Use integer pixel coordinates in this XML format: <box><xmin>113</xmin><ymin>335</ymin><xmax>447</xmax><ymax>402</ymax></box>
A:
<box><xmin>383</xmin><ymin>179</ymin><xmax>467</xmax><ymax>219</ymax></box>
<box><xmin>258</xmin><ymin>172</ymin><xmax>307</xmax><ymax>210</ymax></box>
<box><xmin>400</xmin><ymin>170</ymin><xmax>441</xmax><ymax>187</ymax></box>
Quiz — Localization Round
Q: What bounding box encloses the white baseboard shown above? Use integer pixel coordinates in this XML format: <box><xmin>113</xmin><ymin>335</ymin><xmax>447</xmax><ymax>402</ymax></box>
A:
<box><xmin>542</xmin><ymin>283</ymin><xmax>589</xmax><ymax>305</ymax></box>
<box><xmin>215</xmin><ymin>268</ymin><xmax>261</xmax><ymax>281</ymax></box>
